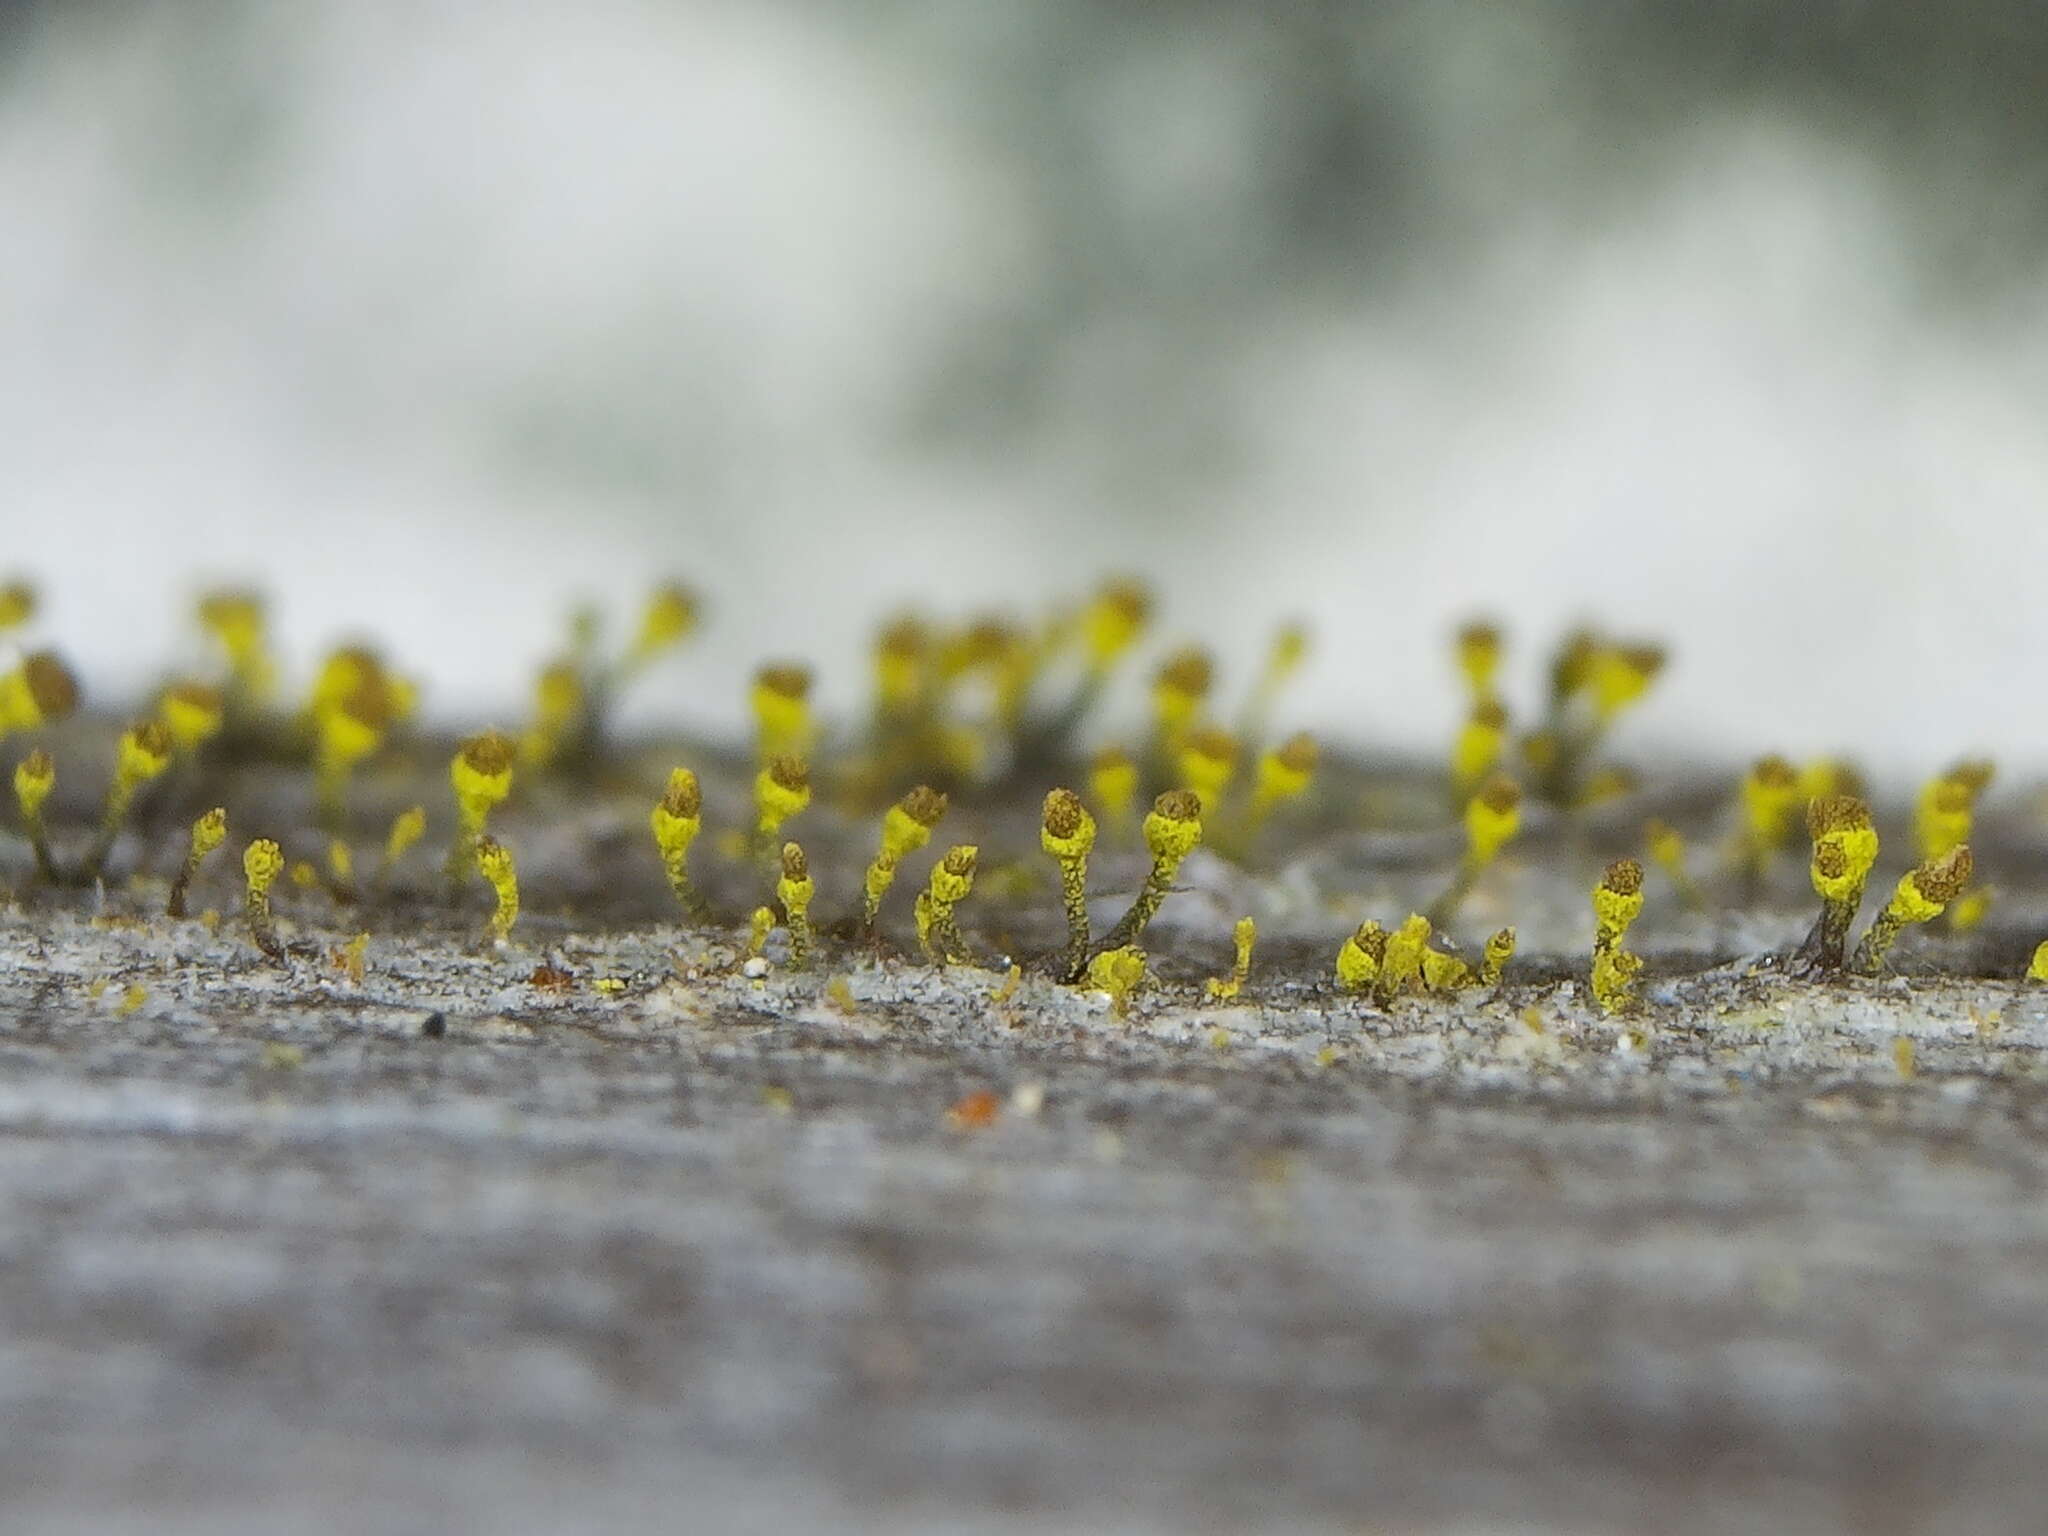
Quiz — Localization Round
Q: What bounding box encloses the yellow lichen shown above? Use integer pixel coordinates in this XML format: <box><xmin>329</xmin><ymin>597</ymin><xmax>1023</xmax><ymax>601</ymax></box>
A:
<box><xmin>12</xmin><ymin>748</ymin><xmax>58</xmax><ymax>883</ymax></box>
<box><xmin>651</xmin><ymin>767</ymin><xmax>710</xmax><ymax>923</ymax></box>
<box><xmin>1479</xmin><ymin>927</ymin><xmax>1516</xmax><ymax>986</ymax></box>
<box><xmin>1088</xmin><ymin>789</ymin><xmax>1202</xmax><ymax>971</ymax></box>
<box><xmin>1206</xmin><ymin>916</ymin><xmax>1256</xmax><ymax>1001</ymax></box>
<box><xmin>521</xmin><ymin>660</ymin><xmax>585</xmax><ymax>768</ymax></box>
<box><xmin>1080</xmin><ymin>579</ymin><xmax>1151</xmax><ymax>678</ymax></box>
<box><xmin>1246</xmin><ymin>731</ymin><xmax>1316</xmax><ymax>841</ymax></box>
<box><xmin>243</xmin><ymin>838</ymin><xmax>286</xmax><ymax>960</ymax></box>
<box><xmin>0</xmin><ymin>651</ymin><xmax>80</xmax><ymax>738</ymax></box>
<box><xmin>1176</xmin><ymin>727</ymin><xmax>1239</xmax><ymax>816</ymax></box>
<box><xmin>752</xmin><ymin>664</ymin><xmax>815</xmax><ymax>764</ymax></box>
<box><xmin>167</xmin><ymin>806</ymin><xmax>228</xmax><ymax>918</ymax></box>
<box><xmin>746</xmin><ymin>905</ymin><xmax>775</xmax><ymax>961</ymax></box>
<box><xmin>1429</xmin><ymin>775</ymin><xmax>1522</xmax><ymax>925</ymax></box>
<box><xmin>1451</xmin><ymin>701</ymin><xmax>1509</xmax><ymax>802</ymax></box>
<box><xmin>753</xmin><ymin>754</ymin><xmax>811</xmax><ymax>844</ymax></box>
<box><xmin>197</xmin><ymin>589</ymin><xmax>273</xmax><ymax>706</ymax></box>
<box><xmin>1732</xmin><ymin>756</ymin><xmax>1801</xmax><ymax>879</ymax></box>
<box><xmin>380</xmin><ymin>805</ymin><xmax>426</xmax><ymax>883</ymax></box>
<box><xmin>1088</xmin><ymin>746</ymin><xmax>1139</xmax><ymax>845</ymax></box>
<box><xmin>84</xmin><ymin>719</ymin><xmax>173</xmax><ymax>877</ymax></box>
<box><xmin>1797</xmin><ymin>795</ymin><xmax>1879</xmax><ymax>975</ymax></box>
<box><xmin>915</xmin><ymin>844</ymin><xmax>979</xmax><ymax>966</ymax></box>
<box><xmin>1335</xmin><ymin>920</ymin><xmax>1387</xmax><ymax>994</ymax></box>
<box><xmin>777</xmin><ymin>841</ymin><xmax>815</xmax><ymax>968</ymax></box>
<box><xmin>1456</xmin><ymin>620</ymin><xmax>1503</xmax><ymax>703</ymax></box>
<box><xmin>1376</xmin><ymin>913</ymin><xmax>1432</xmax><ymax>1004</ymax></box>
<box><xmin>0</xmin><ymin>579</ymin><xmax>36</xmax><ymax>631</ymax></box>
<box><xmin>1590</xmin><ymin>859</ymin><xmax>1645</xmax><ymax>1014</ymax></box>
<box><xmin>1086</xmin><ymin>945</ymin><xmax>1146</xmax><ymax>1018</ymax></box>
<box><xmin>1151</xmin><ymin>647</ymin><xmax>1213</xmax><ymax>759</ymax></box>
<box><xmin>475</xmin><ymin>835</ymin><xmax>520</xmax><ymax>944</ymax></box>
<box><xmin>622</xmin><ymin>582</ymin><xmax>700</xmax><ymax>675</ymax></box>
<box><xmin>1914</xmin><ymin>760</ymin><xmax>1992</xmax><ymax>862</ymax></box>
<box><xmin>446</xmin><ymin>730</ymin><xmax>515</xmax><ymax>879</ymax></box>
<box><xmin>1040</xmin><ymin>788</ymin><xmax>1097</xmax><ymax>978</ymax></box>
<box><xmin>1852</xmin><ymin>845</ymin><xmax>1973</xmax><ymax>974</ymax></box>
<box><xmin>1644</xmin><ymin>818</ymin><xmax>1703</xmax><ymax>908</ymax></box>
<box><xmin>158</xmin><ymin>681</ymin><xmax>226</xmax><ymax>755</ymax></box>
<box><xmin>861</xmin><ymin>784</ymin><xmax>948</xmax><ymax>932</ymax></box>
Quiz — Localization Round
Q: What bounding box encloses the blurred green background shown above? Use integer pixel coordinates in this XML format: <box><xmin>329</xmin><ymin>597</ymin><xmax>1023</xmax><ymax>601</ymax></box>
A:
<box><xmin>3</xmin><ymin>0</ymin><xmax>2044</xmax><ymax>770</ymax></box>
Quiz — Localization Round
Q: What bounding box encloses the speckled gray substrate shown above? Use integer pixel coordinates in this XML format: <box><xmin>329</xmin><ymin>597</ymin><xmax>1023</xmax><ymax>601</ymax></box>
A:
<box><xmin>6</xmin><ymin>891</ymin><xmax>2048</xmax><ymax>1536</ymax></box>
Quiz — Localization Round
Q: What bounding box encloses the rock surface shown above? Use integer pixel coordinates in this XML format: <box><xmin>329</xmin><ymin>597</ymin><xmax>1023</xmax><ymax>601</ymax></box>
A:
<box><xmin>6</xmin><ymin>901</ymin><xmax>2048</xmax><ymax>1535</ymax></box>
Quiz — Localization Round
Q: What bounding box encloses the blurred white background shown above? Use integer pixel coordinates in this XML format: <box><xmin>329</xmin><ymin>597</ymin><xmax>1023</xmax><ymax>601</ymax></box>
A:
<box><xmin>4</xmin><ymin>0</ymin><xmax>2044</xmax><ymax>775</ymax></box>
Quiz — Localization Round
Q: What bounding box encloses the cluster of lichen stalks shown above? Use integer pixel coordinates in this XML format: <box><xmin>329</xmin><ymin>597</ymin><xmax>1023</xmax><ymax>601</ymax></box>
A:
<box><xmin>2</xmin><ymin>577</ymin><xmax>2044</xmax><ymax>1022</ymax></box>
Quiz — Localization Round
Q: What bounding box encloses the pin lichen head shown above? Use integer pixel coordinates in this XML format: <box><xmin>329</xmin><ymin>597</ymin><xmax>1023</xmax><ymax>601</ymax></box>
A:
<box><xmin>777</xmin><ymin>841</ymin><xmax>816</xmax><ymax>966</ymax></box>
<box><xmin>160</xmin><ymin>682</ymin><xmax>226</xmax><ymax>755</ymax></box>
<box><xmin>1086</xmin><ymin>945</ymin><xmax>1147</xmax><ymax>1017</ymax></box>
<box><xmin>752</xmin><ymin>664</ymin><xmax>815</xmax><ymax>763</ymax></box>
<box><xmin>1456</xmin><ymin>620</ymin><xmax>1503</xmax><ymax>702</ymax></box>
<box><xmin>475</xmin><ymin>835</ymin><xmax>520</xmax><ymax>943</ymax></box>
<box><xmin>754</xmin><ymin>754</ymin><xmax>811</xmax><ymax>840</ymax></box>
<box><xmin>1177</xmin><ymin>728</ymin><xmax>1239</xmax><ymax>815</ymax></box>
<box><xmin>1853</xmin><ymin>845</ymin><xmax>1974</xmax><ymax>974</ymax></box>
<box><xmin>1152</xmin><ymin>648</ymin><xmax>1213</xmax><ymax>745</ymax></box>
<box><xmin>1336</xmin><ymin>920</ymin><xmax>1387</xmax><ymax>993</ymax></box>
<box><xmin>624</xmin><ymin>582</ymin><xmax>700</xmax><ymax>671</ymax></box>
<box><xmin>0</xmin><ymin>651</ymin><xmax>81</xmax><ymax>737</ymax></box>
<box><xmin>1081</xmin><ymin>579</ymin><xmax>1151</xmax><ymax>676</ymax></box>
<box><xmin>13</xmin><ymin>748</ymin><xmax>54</xmax><ymax>822</ymax></box>
<box><xmin>1088</xmin><ymin>747</ymin><xmax>1138</xmax><ymax>840</ymax></box>
<box><xmin>1590</xmin><ymin>859</ymin><xmax>1646</xmax><ymax>1014</ymax></box>
<box><xmin>1795</xmin><ymin>795</ymin><xmax>1879</xmax><ymax>974</ymax></box>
